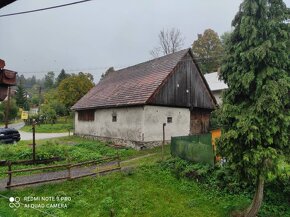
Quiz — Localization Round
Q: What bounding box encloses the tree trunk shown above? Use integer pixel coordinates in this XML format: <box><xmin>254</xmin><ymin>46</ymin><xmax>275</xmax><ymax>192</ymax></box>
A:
<box><xmin>243</xmin><ymin>175</ymin><xmax>265</xmax><ymax>217</ymax></box>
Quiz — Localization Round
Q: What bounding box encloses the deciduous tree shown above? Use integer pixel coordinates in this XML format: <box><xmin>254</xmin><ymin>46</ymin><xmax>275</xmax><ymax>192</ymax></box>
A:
<box><xmin>0</xmin><ymin>99</ymin><xmax>18</xmax><ymax>121</ymax></box>
<box><xmin>192</xmin><ymin>29</ymin><xmax>224</xmax><ymax>74</ymax></box>
<box><xmin>58</xmin><ymin>73</ymin><xmax>94</xmax><ymax>109</ymax></box>
<box><xmin>217</xmin><ymin>0</ymin><xmax>290</xmax><ymax>216</ymax></box>
<box><xmin>42</xmin><ymin>89</ymin><xmax>67</xmax><ymax>116</ymax></box>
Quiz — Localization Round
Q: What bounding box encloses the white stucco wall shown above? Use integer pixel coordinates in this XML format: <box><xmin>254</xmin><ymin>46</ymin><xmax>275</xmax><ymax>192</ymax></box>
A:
<box><xmin>143</xmin><ymin>106</ymin><xmax>190</xmax><ymax>141</ymax></box>
<box><xmin>212</xmin><ymin>91</ymin><xmax>223</xmax><ymax>105</ymax></box>
<box><xmin>75</xmin><ymin>105</ymin><xmax>190</xmax><ymax>142</ymax></box>
<box><xmin>75</xmin><ymin>107</ymin><xmax>144</xmax><ymax>141</ymax></box>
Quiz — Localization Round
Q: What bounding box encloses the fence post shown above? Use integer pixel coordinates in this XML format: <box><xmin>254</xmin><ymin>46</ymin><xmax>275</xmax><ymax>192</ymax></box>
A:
<box><xmin>96</xmin><ymin>164</ymin><xmax>100</xmax><ymax>177</ymax></box>
<box><xmin>67</xmin><ymin>163</ymin><xmax>72</xmax><ymax>180</ymax></box>
<box><xmin>162</xmin><ymin>123</ymin><xmax>166</xmax><ymax>161</ymax></box>
<box><xmin>6</xmin><ymin>161</ymin><xmax>12</xmax><ymax>189</ymax></box>
<box><xmin>117</xmin><ymin>152</ymin><xmax>121</xmax><ymax>169</ymax></box>
<box><xmin>32</xmin><ymin>120</ymin><xmax>36</xmax><ymax>162</ymax></box>
<box><xmin>110</xmin><ymin>208</ymin><xmax>115</xmax><ymax>217</ymax></box>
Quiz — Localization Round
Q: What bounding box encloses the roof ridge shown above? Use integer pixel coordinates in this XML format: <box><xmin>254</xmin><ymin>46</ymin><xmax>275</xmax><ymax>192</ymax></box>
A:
<box><xmin>111</xmin><ymin>48</ymin><xmax>190</xmax><ymax>74</ymax></box>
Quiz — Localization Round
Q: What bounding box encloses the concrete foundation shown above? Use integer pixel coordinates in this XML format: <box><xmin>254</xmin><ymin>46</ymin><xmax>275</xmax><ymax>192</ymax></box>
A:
<box><xmin>74</xmin><ymin>133</ymin><xmax>170</xmax><ymax>150</ymax></box>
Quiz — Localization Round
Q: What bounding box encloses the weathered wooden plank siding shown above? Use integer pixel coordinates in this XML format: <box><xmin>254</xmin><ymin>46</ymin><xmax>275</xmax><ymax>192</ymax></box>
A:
<box><xmin>150</xmin><ymin>53</ymin><xmax>215</xmax><ymax>110</ymax></box>
<box><xmin>190</xmin><ymin>108</ymin><xmax>211</xmax><ymax>134</ymax></box>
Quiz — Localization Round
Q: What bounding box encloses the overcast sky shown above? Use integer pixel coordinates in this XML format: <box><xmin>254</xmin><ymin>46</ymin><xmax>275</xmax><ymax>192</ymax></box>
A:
<box><xmin>0</xmin><ymin>0</ymin><xmax>289</xmax><ymax>82</ymax></box>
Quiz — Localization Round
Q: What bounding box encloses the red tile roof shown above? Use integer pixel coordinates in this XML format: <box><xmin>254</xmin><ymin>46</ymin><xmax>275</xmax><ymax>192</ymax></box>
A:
<box><xmin>72</xmin><ymin>49</ymin><xmax>190</xmax><ymax>110</ymax></box>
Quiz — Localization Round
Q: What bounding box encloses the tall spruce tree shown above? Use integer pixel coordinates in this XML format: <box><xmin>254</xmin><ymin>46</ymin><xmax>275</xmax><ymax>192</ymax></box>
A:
<box><xmin>56</xmin><ymin>69</ymin><xmax>69</xmax><ymax>87</ymax></box>
<box><xmin>218</xmin><ymin>0</ymin><xmax>290</xmax><ymax>216</ymax></box>
<box><xmin>15</xmin><ymin>83</ymin><xmax>29</xmax><ymax>110</ymax></box>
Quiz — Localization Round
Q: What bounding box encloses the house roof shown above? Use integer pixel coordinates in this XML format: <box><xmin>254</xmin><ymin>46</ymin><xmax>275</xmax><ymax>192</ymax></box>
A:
<box><xmin>72</xmin><ymin>49</ymin><xmax>218</xmax><ymax>110</ymax></box>
<box><xmin>72</xmin><ymin>49</ymin><xmax>190</xmax><ymax>110</ymax></box>
<box><xmin>0</xmin><ymin>59</ymin><xmax>5</xmax><ymax>69</ymax></box>
<box><xmin>204</xmin><ymin>72</ymin><xmax>228</xmax><ymax>91</ymax></box>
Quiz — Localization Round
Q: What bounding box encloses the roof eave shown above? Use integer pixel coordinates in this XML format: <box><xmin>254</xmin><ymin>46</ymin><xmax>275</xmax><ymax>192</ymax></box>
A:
<box><xmin>71</xmin><ymin>103</ymin><xmax>146</xmax><ymax>111</ymax></box>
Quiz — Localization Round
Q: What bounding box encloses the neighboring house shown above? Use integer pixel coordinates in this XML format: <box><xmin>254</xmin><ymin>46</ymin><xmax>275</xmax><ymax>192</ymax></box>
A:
<box><xmin>72</xmin><ymin>49</ymin><xmax>217</xmax><ymax>149</ymax></box>
<box><xmin>204</xmin><ymin>72</ymin><xmax>228</xmax><ymax>105</ymax></box>
<box><xmin>29</xmin><ymin>107</ymin><xmax>39</xmax><ymax>115</ymax></box>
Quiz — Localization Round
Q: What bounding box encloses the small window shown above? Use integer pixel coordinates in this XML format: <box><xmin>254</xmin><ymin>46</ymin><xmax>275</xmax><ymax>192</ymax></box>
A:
<box><xmin>112</xmin><ymin>115</ymin><xmax>117</xmax><ymax>122</ymax></box>
<box><xmin>78</xmin><ymin>110</ymin><xmax>95</xmax><ymax>121</ymax></box>
<box><xmin>167</xmin><ymin>117</ymin><xmax>172</xmax><ymax>123</ymax></box>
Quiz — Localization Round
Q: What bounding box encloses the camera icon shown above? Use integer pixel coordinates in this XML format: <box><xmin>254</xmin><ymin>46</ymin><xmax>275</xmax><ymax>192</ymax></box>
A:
<box><xmin>9</xmin><ymin>197</ymin><xmax>21</xmax><ymax>209</ymax></box>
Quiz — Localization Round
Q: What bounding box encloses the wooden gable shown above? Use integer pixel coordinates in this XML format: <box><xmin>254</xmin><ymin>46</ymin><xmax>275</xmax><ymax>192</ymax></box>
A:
<box><xmin>148</xmin><ymin>51</ymin><xmax>216</xmax><ymax>110</ymax></box>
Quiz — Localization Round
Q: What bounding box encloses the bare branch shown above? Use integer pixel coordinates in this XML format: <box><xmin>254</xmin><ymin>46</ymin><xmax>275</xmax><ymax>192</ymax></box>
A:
<box><xmin>150</xmin><ymin>28</ymin><xmax>185</xmax><ymax>57</ymax></box>
<box><xmin>150</xmin><ymin>47</ymin><xmax>161</xmax><ymax>58</ymax></box>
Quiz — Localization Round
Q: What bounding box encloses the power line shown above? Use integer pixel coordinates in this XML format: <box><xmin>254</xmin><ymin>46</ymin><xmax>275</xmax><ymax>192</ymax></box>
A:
<box><xmin>13</xmin><ymin>55</ymin><xmax>225</xmax><ymax>75</ymax></box>
<box><xmin>16</xmin><ymin>65</ymin><xmax>129</xmax><ymax>74</ymax></box>
<box><xmin>0</xmin><ymin>0</ymin><xmax>95</xmax><ymax>18</ymax></box>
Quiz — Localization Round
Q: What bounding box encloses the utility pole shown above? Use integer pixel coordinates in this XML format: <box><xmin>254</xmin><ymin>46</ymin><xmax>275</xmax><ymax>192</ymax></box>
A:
<box><xmin>32</xmin><ymin>119</ymin><xmax>36</xmax><ymax>162</ymax></box>
<box><xmin>38</xmin><ymin>86</ymin><xmax>42</xmax><ymax>113</ymax></box>
<box><xmin>4</xmin><ymin>87</ymin><xmax>11</xmax><ymax>128</ymax></box>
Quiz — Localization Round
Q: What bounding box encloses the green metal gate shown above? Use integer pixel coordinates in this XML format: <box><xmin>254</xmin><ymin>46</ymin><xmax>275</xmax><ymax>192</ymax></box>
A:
<box><xmin>171</xmin><ymin>134</ymin><xmax>214</xmax><ymax>166</ymax></box>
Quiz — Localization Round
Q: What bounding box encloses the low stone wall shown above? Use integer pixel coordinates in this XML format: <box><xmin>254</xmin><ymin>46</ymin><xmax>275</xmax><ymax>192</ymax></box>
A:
<box><xmin>74</xmin><ymin>133</ymin><xmax>170</xmax><ymax>150</ymax></box>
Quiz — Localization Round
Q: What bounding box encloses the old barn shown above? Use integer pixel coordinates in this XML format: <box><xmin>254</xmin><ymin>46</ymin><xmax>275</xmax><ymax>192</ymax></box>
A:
<box><xmin>72</xmin><ymin>49</ymin><xmax>217</xmax><ymax>149</ymax></box>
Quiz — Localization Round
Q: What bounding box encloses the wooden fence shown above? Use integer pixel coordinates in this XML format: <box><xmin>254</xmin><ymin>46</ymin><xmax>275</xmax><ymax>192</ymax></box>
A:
<box><xmin>4</xmin><ymin>155</ymin><xmax>121</xmax><ymax>189</ymax></box>
<box><xmin>0</xmin><ymin>157</ymin><xmax>64</xmax><ymax>166</ymax></box>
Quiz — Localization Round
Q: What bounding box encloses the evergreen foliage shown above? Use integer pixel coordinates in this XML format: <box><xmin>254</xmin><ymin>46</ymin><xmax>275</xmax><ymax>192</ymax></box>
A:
<box><xmin>44</xmin><ymin>71</ymin><xmax>55</xmax><ymax>89</ymax></box>
<box><xmin>100</xmin><ymin>67</ymin><xmax>114</xmax><ymax>81</ymax></box>
<box><xmin>56</xmin><ymin>69</ymin><xmax>70</xmax><ymax>86</ymax></box>
<box><xmin>217</xmin><ymin>0</ymin><xmax>290</xmax><ymax>215</ymax></box>
<box><xmin>15</xmin><ymin>84</ymin><xmax>29</xmax><ymax>110</ymax></box>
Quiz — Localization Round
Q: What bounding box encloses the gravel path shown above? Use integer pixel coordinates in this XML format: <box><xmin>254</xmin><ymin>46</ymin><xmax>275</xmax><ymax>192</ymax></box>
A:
<box><xmin>0</xmin><ymin>154</ymin><xmax>156</xmax><ymax>191</ymax></box>
<box><xmin>19</xmin><ymin>131</ymin><xmax>70</xmax><ymax>141</ymax></box>
<box><xmin>0</xmin><ymin>162</ymin><xmax>118</xmax><ymax>191</ymax></box>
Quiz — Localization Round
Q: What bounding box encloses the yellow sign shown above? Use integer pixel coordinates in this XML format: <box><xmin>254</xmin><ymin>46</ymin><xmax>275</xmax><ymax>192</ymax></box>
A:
<box><xmin>21</xmin><ymin>111</ymin><xmax>29</xmax><ymax>120</ymax></box>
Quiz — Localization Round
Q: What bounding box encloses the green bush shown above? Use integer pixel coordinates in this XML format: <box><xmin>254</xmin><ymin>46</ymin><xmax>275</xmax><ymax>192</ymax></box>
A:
<box><xmin>161</xmin><ymin>157</ymin><xmax>290</xmax><ymax>217</ymax></box>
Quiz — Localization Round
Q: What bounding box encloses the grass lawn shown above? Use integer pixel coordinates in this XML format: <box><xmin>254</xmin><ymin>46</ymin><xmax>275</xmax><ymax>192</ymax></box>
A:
<box><xmin>0</xmin><ymin>164</ymin><xmax>250</xmax><ymax>217</ymax></box>
<box><xmin>21</xmin><ymin>123</ymin><xmax>72</xmax><ymax>133</ymax></box>
<box><xmin>0</xmin><ymin>137</ymin><xmax>288</xmax><ymax>217</ymax></box>
<box><xmin>0</xmin><ymin>136</ymin><xmax>168</xmax><ymax>179</ymax></box>
<box><xmin>21</xmin><ymin>117</ymin><xmax>73</xmax><ymax>133</ymax></box>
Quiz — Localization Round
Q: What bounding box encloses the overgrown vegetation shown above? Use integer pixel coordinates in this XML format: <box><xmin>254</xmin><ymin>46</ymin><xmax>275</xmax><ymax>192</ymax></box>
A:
<box><xmin>10</xmin><ymin>70</ymin><xmax>94</xmax><ymax>126</ymax></box>
<box><xmin>0</xmin><ymin>136</ymin><xmax>288</xmax><ymax>216</ymax></box>
<box><xmin>0</xmin><ymin>164</ymin><xmax>251</xmax><ymax>217</ymax></box>
<box><xmin>160</xmin><ymin>158</ymin><xmax>290</xmax><ymax>217</ymax></box>
<box><xmin>0</xmin><ymin>136</ymin><xmax>137</xmax><ymax>178</ymax></box>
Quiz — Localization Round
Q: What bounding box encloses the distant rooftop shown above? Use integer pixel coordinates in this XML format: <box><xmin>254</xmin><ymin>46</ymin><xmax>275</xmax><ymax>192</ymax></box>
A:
<box><xmin>204</xmin><ymin>72</ymin><xmax>228</xmax><ymax>91</ymax></box>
